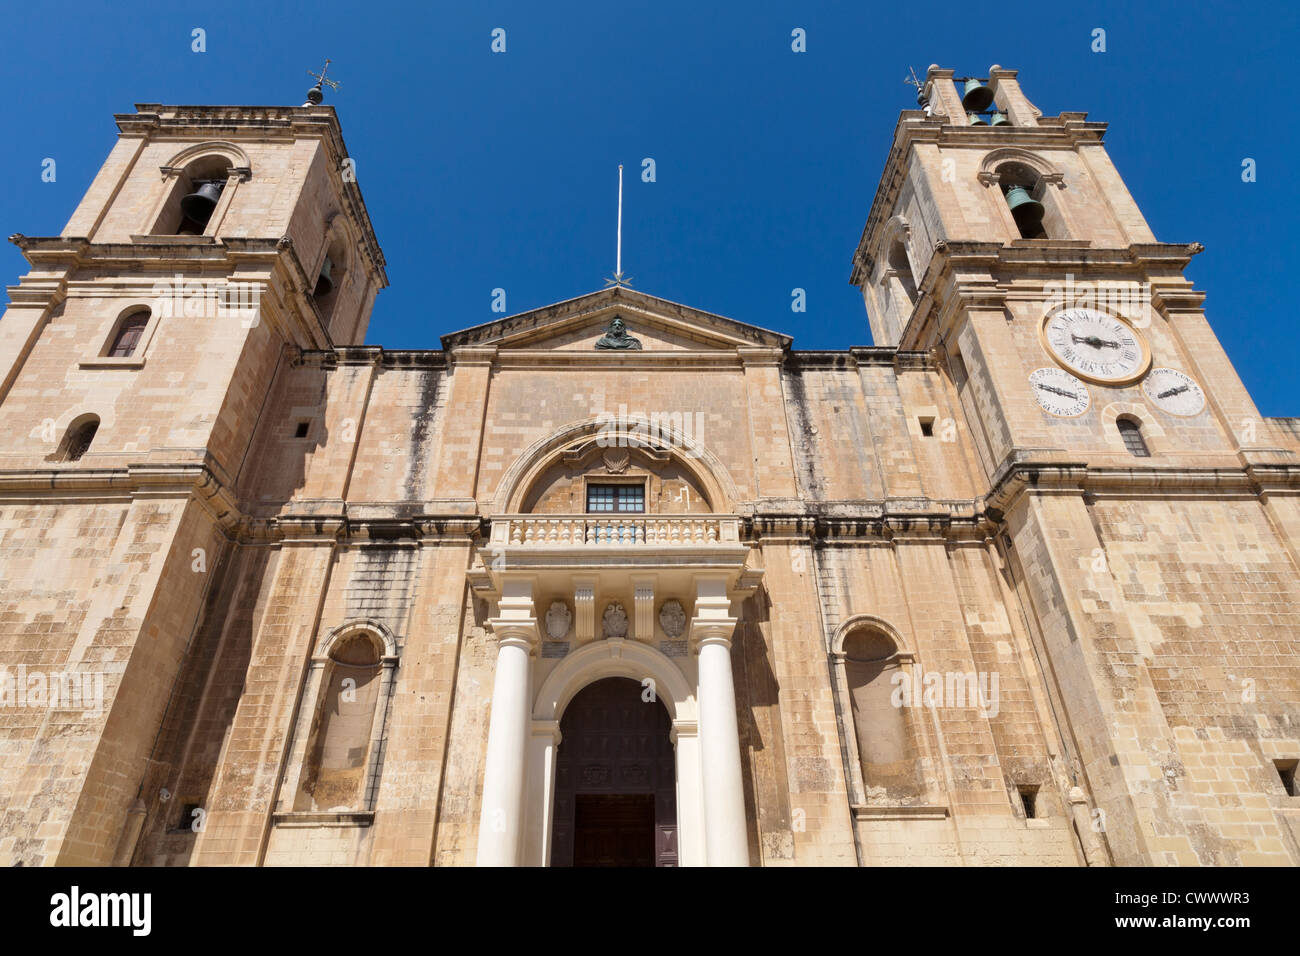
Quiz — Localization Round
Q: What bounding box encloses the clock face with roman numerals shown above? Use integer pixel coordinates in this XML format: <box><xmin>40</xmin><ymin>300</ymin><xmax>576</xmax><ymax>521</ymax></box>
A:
<box><xmin>1029</xmin><ymin>367</ymin><xmax>1090</xmax><ymax>417</ymax></box>
<box><xmin>1040</xmin><ymin>308</ymin><xmax>1151</xmax><ymax>385</ymax></box>
<box><xmin>1142</xmin><ymin>367</ymin><xmax>1206</xmax><ymax>416</ymax></box>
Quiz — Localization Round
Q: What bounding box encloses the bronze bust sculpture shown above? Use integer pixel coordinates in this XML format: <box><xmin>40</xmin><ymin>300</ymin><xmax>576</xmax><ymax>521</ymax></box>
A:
<box><xmin>594</xmin><ymin>317</ymin><xmax>642</xmax><ymax>350</ymax></box>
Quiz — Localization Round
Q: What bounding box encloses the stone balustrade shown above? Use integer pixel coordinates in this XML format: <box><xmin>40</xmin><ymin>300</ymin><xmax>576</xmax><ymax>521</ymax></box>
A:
<box><xmin>491</xmin><ymin>514</ymin><xmax>738</xmax><ymax>547</ymax></box>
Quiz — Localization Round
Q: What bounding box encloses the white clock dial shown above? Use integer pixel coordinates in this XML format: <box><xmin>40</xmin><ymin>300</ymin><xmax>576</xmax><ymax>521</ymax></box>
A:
<box><xmin>1142</xmin><ymin>367</ymin><xmax>1205</xmax><ymax>416</ymax></box>
<box><xmin>1040</xmin><ymin>308</ymin><xmax>1151</xmax><ymax>385</ymax></box>
<box><xmin>1029</xmin><ymin>367</ymin><xmax>1091</xmax><ymax>417</ymax></box>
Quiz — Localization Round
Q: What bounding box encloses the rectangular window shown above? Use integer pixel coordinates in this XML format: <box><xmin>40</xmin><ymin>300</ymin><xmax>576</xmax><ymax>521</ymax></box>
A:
<box><xmin>587</xmin><ymin>483</ymin><xmax>644</xmax><ymax>513</ymax></box>
<box><xmin>1019</xmin><ymin>785</ymin><xmax>1039</xmax><ymax>819</ymax></box>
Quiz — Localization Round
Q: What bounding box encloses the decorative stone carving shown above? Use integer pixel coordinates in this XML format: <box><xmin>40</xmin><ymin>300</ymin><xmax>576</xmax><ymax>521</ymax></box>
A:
<box><xmin>602</xmin><ymin>448</ymin><xmax>630</xmax><ymax>473</ymax></box>
<box><xmin>545</xmin><ymin>600</ymin><xmax>572</xmax><ymax>640</ymax></box>
<box><xmin>602</xmin><ymin>602</ymin><xmax>629</xmax><ymax>639</ymax></box>
<box><xmin>659</xmin><ymin>599</ymin><xmax>686</xmax><ymax>638</ymax></box>
<box><xmin>633</xmin><ymin>581</ymin><xmax>655</xmax><ymax>642</ymax></box>
<box><xmin>594</xmin><ymin>316</ymin><xmax>642</xmax><ymax>350</ymax></box>
<box><xmin>581</xmin><ymin>765</ymin><xmax>610</xmax><ymax>787</ymax></box>
<box><xmin>574</xmin><ymin>581</ymin><xmax>595</xmax><ymax>645</ymax></box>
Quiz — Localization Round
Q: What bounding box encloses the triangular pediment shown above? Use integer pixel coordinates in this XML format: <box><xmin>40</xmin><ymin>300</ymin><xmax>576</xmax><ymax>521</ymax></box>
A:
<box><xmin>439</xmin><ymin>288</ymin><xmax>791</xmax><ymax>353</ymax></box>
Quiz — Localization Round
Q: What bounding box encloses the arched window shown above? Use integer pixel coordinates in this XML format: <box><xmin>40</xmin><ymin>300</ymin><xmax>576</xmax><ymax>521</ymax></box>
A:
<box><xmin>313</xmin><ymin>228</ymin><xmax>350</xmax><ymax>333</ymax></box>
<box><xmin>292</xmin><ymin>627</ymin><xmax>392</xmax><ymax>813</ymax></box>
<box><xmin>838</xmin><ymin>625</ymin><xmax>924</xmax><ymax>803</ymax></box>
<box><xmin>1117</xmin><ymin>417</ymin><xmax>1150</xmax><ymax>457</ymax></box>
<box><xmin>53</xmin><ymin>416</ymin><xmax>100</xmax><ymax>463</ymax></box>
<box><xmin>108</xmin><ymin>310</ymin><xmax>149</xmax><ymax>357</ymax></box>
<box><xmin>886</xmin><ymin>237</ymin><xmax>918</xmax><ymax>324</ymax></box>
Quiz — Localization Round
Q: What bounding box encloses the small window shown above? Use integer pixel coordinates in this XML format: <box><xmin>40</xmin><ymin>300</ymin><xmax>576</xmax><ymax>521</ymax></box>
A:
<box><xmin>1019</xmin><ymin>785</ymin><xmax>1039</xmax><ymax>819</ymax></box>
<box><xmin>54</xmin><ymin>417</ymin><xmax>99</xmax><ymax>463</ymax></box>
<box><xmin>1276</xmin><ymin>759</ymin><xmax>1298</xmax><ymax>797</ymax></box>
<box><xmin>919</xmin><ymin>417</ymin><xmax>935</xmax><ymax>438</ymax></box>
<box><xmin>587</xmin><ymin>483</ymin><xmax>644</xmax><ymax>513</ymax></box>
<box><xmin>1116</xmin><ymin>418</ymin><xmax>1150</xmax><ymax>457</ymax></box>
<box><xmin>172</xmin><ymin>802</ymin><xmax>203</xmax><ymax>833</ymax></box>
<box><xmin>294</xmin><ymin>421</ymin><xmax>311</xmax><ymax>439</ymax></box>
<box><xmin>108</xmin><ymin>311</ymin><xmax>149</xmax><ymax>358</ymax></box>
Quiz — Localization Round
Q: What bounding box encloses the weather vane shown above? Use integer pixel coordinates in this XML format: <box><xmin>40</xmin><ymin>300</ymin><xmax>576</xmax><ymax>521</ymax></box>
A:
<box><xmin>904</xmin><ymin>66</ymin><xmax>928</xmax><ymax>107</ymax></box>
<box><xmin>603</xmin><ymin>164</ymin><xmax>633</xmax><ymax>289</ymax></box>
<box><xmin>304</xmin><ymin>59</ymin><xmax>341</xmax><ymax>106</ymax></box>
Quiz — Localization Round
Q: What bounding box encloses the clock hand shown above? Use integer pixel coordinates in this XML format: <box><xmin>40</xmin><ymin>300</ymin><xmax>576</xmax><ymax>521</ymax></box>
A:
<box><xmin>1036</xmin><ymin>383</ymin><xmax>1079</xmax><ymax>399</ymax></box>
<box><xmin>1071</xmin><ymin>334</ymin><xmax>1121</xmax><ymax>349</ymax></box>
<box><xmin>1158</xmin><ymin>385</ymin><xmax>1190</xmax><ymax>399</ymax></box>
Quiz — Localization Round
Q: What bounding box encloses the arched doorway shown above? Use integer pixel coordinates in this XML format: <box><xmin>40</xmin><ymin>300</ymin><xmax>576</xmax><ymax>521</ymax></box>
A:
<box><xmin>550</xmin><ymin>677</ymin><xmax>677</xmax><ymax>866</ymax></box>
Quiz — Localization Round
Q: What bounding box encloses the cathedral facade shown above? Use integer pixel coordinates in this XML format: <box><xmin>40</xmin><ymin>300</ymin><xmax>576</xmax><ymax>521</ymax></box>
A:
<box><xmin>2</xmin><ymin>66</ymin><xmax>1299</xmax><ymax>867</ymax></box>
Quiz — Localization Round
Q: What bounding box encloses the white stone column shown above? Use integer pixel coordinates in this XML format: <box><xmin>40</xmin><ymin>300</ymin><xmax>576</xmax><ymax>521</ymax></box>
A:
<box><xmin>476</xmin><ymin>579</ymin><xmax>539</xmax><ymax>867</ymax></box>
<box><xmin>690</xmin><ymin>576</ymin><xmax>749</xmax><ymax>866</ymax></box>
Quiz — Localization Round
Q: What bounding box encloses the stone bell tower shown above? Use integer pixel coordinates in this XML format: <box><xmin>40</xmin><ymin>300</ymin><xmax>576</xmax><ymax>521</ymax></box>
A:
<box><xmin>0</xmin><ymin>95</ymin><xmax>386</xmax><ymax>865</ymax></box>
<box><xmin>849</xmin><ymin>65</ymin><xmax>1300</xmax><ymax>865</ymax></box>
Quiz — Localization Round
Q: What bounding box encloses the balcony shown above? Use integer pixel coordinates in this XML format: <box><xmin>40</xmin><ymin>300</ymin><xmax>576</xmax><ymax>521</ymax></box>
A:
<box><xmin>492</xmin><ymin>514</ymin><xmax>739</xmax><ymax>548</ymax></box>
<box><xmin>477</xmin><ymin>513</ymin><xmax>749</xmax><ymax>578</ymax></box>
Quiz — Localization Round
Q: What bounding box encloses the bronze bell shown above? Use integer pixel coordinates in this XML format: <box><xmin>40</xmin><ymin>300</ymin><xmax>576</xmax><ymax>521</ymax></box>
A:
<box><xmin>314</xmin><ymin>255</ymin><xmax>334</xmax><ymax>297</ymax></box>
<box><xmin>961</xmin><ymin>78</ymin><xmax>995</xmax><ymax>112</ymax></box>
<box><xmin>967</xmin><ymin>111</ymin><xmax>989</xmax><ymax>126</ymax></box>
<box><xmin>180</xmin><ymin>180</ymin><xmax>224</xmax><ymax>227</ymax></box>
<box><xmin>990</xmin><ymin>111</ymin><xmax>1011</xmax><ymax>126</ymax></box>
<box><xmin>1005</xmin><ymin>185</ymin><xmax>1045</xmax><ymax>229</ymax></box>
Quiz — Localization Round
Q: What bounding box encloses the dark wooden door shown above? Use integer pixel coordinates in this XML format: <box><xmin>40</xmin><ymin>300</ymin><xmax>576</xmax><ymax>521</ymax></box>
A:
<box><xmin>551</xmin><ymin>677</ymin><xmax>677</xmax><ymax>867</ymax></box>
<box><xmin>573</xmin><ymin>794</ymin><xmax>654</xmax><ymax>866</ymax></box>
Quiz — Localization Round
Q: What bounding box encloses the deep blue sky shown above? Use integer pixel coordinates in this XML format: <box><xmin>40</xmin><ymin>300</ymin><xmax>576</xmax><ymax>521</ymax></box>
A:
<box><xmin>2</xmin><ymin>0</ymin><xmax>1297</xmax><ymax>414</ymax></box>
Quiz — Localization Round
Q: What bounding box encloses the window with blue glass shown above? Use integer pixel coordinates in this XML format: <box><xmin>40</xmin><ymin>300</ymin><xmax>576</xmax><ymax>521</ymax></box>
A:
<box><xmin>586</xmin><ymin>483</ymin><xmax>645</xmax><ymax>513</ymax></box>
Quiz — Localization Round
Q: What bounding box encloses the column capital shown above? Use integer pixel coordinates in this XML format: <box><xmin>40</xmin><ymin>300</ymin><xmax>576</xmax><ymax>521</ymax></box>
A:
<box><xmin>487</xmin><ymin>617</ymin><xmax>540</xmax><ymax>652</ymax></box>
<box><xmin>689</xmin><ymin>573</ymin><xmax>738</xmax><ymax>653</ymax></box>
<box><xmin>531</xmin><ymin>719</ymin><xmax>561</xmax><ymax>744</ymax></box>
<box><xmin>669</xmin><ymin>719</ymin><xmax>699</xmax><ymax>746</ymax></box>
<box><xmin>690</xmin><ymin>620</ymin><xmax>737</xmax><ymax>653</ymax></box>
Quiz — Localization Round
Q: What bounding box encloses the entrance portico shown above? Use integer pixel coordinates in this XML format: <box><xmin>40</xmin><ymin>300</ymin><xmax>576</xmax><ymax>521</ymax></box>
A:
<box><xmin>472</xmin><ymin>513</ymin><xmax>759</xmax><ymax>866</ymax></box>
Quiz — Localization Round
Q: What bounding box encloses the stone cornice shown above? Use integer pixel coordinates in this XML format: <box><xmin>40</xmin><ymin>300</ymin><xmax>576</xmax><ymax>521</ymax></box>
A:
<box><xmin>0</xmin><ymin>466</ymin><xmax>483</xmax><ymax>545</ymax></box>
<box><xmin>293</xmin><ymin>347</ymin><xmax>450</xmax><ymax>371</ymax></box>
<box><xmin>439</xmin><ymin>286</ymin><xmax>792</xmax><ymax>352</ymax></box>
<box><xmin>6</xmin><ymin>234</ymin><xmax>334</xmax><ymax>350</ymax></box>
<box><xmin>899</xmin><ymin>240</ymin><xmax>1208</xmax><ymax>351</ymax></box>
<box><xmin>982</xmin><ymin>461</ymin><xmax>1300</xmax><ymax>521</ymax></box>
<box><xmin>786</xmin><ymin>348</ymin><xmax>934</xmax><ymax>372</ymax></box>
<box><xmin>4</xmin><ymin>459</ymin><xmax>1294</xmax><ymax>549</ymax></box>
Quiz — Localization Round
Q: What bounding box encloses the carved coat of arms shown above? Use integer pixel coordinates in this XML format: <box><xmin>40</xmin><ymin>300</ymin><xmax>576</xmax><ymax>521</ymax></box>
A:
<box><xmin>545</xmin><ymin>600</ymin><xmax>572</xmax><ymax>640</ymax></box>
<box><xmin>602</xmin><ymin>602</ymin><xmax>629</xmax><ymax>638</ymax></box>
<box><xmin>658</xmin><ymin>599</ymin><xmax>687</xmax><ymax>638</ymax></box>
